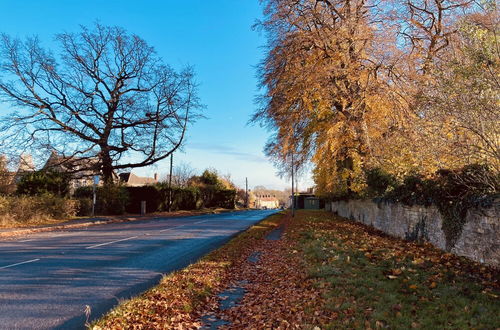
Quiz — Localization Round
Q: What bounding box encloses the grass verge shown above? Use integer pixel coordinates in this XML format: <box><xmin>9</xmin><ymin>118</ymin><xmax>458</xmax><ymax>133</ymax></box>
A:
<box><xmin>291</xmin><ymin>210</ymin><xmax>499</xmax><ymax>329</ymax></box>
<box><xmin>90</xmin><ymin>211</ymin><xmax>283</xmax><ymax>329</ymax></box>
<box><xmin>91</xmin><ymin>210</ymin><xmax>499</xmax><ymax>329</ymax></box>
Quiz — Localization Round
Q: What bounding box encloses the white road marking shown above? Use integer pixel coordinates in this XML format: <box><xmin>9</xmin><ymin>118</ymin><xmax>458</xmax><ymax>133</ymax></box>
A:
<box><xmin>159</xmin><ymin>224</ymin><xmax>187</xmax><ymax>232</ymax></box>
<box><xmin>18</xmin><ymin>239</ymin><xmax>35</xmax><ymax>242</ymax></box>
<box><xmin>85</xmin><ymin>236</ymin><xmax>138</xmax><ymax>249</ymax></box>
<box><xmin>158</xmin><ymin>220</ymin><xmax>212</xmax><ymax>233</ymax></box>
<box><xmin>194</xmin><ymin>220</ymin><xmax>211</xmax><ymax>224</ymax></box>
<box><xmin>86</xmin><ymin>220</ymin><xmax>216</xmax><ymax>248</ymax></box>
<box><xmin>0</xmin><ymin>258</ymin><xmax>40</xmax><ymax>270</ymax></box>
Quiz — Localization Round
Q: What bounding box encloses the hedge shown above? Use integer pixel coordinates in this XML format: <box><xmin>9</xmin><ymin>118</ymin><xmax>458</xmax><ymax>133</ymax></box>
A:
<box><xmin>73</xmin><ymin>184</ymin><xmax>237</xmax><ymax>215</ymax></box>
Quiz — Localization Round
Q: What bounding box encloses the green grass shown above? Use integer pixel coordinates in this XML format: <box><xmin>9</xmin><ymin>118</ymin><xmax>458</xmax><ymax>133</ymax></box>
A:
<box><xmin>291</xmin><ymin>211</ymin><xmax>500</xmax><ymax>329</ymax></box>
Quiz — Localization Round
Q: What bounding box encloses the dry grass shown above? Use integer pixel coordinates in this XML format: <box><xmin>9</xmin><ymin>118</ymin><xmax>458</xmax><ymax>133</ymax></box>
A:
<box><xmin>0</xmin><ymin>195</ymin><xmax>79</xmax><ymax>228</ymax></box>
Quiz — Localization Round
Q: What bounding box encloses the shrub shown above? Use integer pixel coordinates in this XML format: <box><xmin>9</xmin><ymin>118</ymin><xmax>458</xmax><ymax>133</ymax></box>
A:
<box><xmin>97</xmin><ymin>184</ymin><xmax>129</xmax><ymax>215</ymax></box>
<box><xmin>365</xmin><ymin>167</ymin><xmax>397</xmax><ymax>196</ymax></box>
<box><xmin>383</xmin><ymin>174</ymin><xmax>437</xmax><ymax>206</ymax></box>
<box><xmin>74</xmin><ymin>182</ymin><xmax>236</xmax><ymax>215</ymax></box>
<box><xmin>76</xmin><ymin>198</ymin><xmax>93</xmax><ymax>216</ymax></box>
<box><xmin>73</xmin><ymin>184</ymin><xmax>128</xmax><ymax>215</ymax></box>
<box><xmin>200</xmin><ymin>170</ymin><xmax>219</xmax><ymax>186</ymax></box>
<box><xmin>431</xmin><ymin>164</ymin><xmax>499</xmax><ymax>249</ymax></box>
<box><xmin>212</xmin><ymin>189</ymin><xmax>237</xmax><ymax>209</ymax></box>
<box><xmin>125</xmin><ymin>186</ymin><xmax>162</xmax><ymax>213</ymax></box>
<box><xmin>0</xmin><ymin>194</ymin><xmax>79</xmax><ymax>226</ymax></box>
<box><xmin>73</xmin><ymin>185</ymin><xmax>93</xmax><ymax>199</ymax></box>
<box><xmin>16</xmin><ymin>170</ymin><xmax>70</xmax><ymax>197</ymax></box>
<box><xmin>170</xmin><ymin>186</ymin><xmax>202</xmax><ymax>210</ymax></box>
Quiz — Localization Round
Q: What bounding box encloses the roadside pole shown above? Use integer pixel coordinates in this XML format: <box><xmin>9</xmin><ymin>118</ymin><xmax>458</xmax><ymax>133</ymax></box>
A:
<box><xmin>245</xmin><ymin>177</ymin><xmax>248</xmax><ymax>208</ymax></box>
<box><xmin>168</xmin><ymin>153</ymin><xmax>173</xmax><ymax>212</ymax></box>
<box><xmin>92</xmin><ymin>175</ymin><xmax>99</xmax><ymax>217</ymax></box>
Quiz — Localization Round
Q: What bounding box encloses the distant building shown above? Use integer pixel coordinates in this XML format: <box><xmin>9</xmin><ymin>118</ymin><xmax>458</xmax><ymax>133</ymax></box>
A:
<box><xmin>255</xmin><ymin>194</ymin><xmax>279</xmax><ymax>209</ymax></box>
<box><xmin>17</xmin><ymin>154</ymin><xmax>36</xmax><ymax>173</ymax></box>
<box><xmin>0</xmin><ymin>155</ymin><xmax>16</xmax><ymax>194</ymax></box>
<box><xmin>119</xmin><ymin>172</ymin><xmax>158</xmax><ymax>186</ymax></box>
<box><xmin>42</xmin><ymin>152</ymin><xmax>98</xmax><ymax>191</ymax></box>
<box><xmin>290</xmin><ymin>191</ymin><xmax>323</xmax><ymax>210</ymax></box>
<box><xmin>1</xmin><ymin>151</ymin><xmax>159</xmax><ymax>194</ymax></box>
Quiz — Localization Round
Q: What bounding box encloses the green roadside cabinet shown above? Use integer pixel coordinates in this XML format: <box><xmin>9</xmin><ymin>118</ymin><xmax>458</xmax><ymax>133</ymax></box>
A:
<box><xmin>304</xmin><ymin>197</ymin><xmax>320</xmax><ymax>210</ymax></box>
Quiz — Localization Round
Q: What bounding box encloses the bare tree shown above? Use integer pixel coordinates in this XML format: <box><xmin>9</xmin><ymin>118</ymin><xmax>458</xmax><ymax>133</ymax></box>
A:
<box><xmin>161</xmin><ymin>161</ymin><xmax>196</xmax><ymax>188</ymax></box>
<box><xmin>0</xmin><ymin>24</ymin><xmax>202</xmax><ymax>183</ymax></box>
<box><xmin>396</xmin><ymin>0</ymin><xmax>477</xmax><ymax>72</ymax></box>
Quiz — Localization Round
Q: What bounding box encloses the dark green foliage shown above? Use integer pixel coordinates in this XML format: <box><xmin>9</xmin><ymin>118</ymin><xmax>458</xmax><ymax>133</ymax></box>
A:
<box><xmin>210</xmin><ymin>189</ymin><xmax>237</xmax><ymax>209</ymax></box>
<box><xmin>97</xmin><ymin>184</ymin><xmax>129</xmax><ymax>215</ymax></box>
<box><xmin>329</xmin><ymin>190</ymin><xmax>362</xmax><ymax>202</ymax></box>
<box><xmin>329</xmin><ymin>164</ymin><xmax>498</xmax><ymax>250</ymax></box>
<box><xmin>125</xmin><ymin>186</ymin><xmax>162</xmax><ymax>214</ymax></box>
<box><xmin>76</xmin><ymin>198</ymin><xmax>93</xmax><ymax>216</ymax></box>
<box><xmin>431</xmin><ymin>165</ymin><xmax>498</xmax><ymax>249</ymax></box>
<box><xmin>124</xmin><ymin>185</ymin><xmax>203</xmax><ymax>213</ymax></box>
<box><xmin>200</xmin><ymin>170</ymin><xmax>220</xmax><ymax>186</ymax></box>
<box><xmin>190</xmin><ymin>169</ymin><xmax>236</xmax><ymax>209</ymax></box>
<box><xmin>74</xmin><ymin>183</ymin><xmax>235</xmax><ymax>215</ymax></box>
<box><xmin>73</xmin><ymin>186</ymin><xmax>93</xmax><ymax>199</ymax></box>
<box><xmin>16</xmin><ymin>170</ymin><xmax>70</xmax><ymax>197</ymax></box>
<box><xmin>73</xmin><ymin>167</ymin><xmax>237</xmax><ymax>215</ymax></box>
<box><xmin>365</xmin><ymin>167</ymin><xmax>397</xmax><ymax>196</ymax></box>
<box><xmin>170</xmin><ymin>186</ymin><xmax>202</xmax><ymax>210</ymax></box>
<box><xmin>73</xmin><ymin>184</ymin><xmax>129</xmax><ymax>215</ymax></box>
<box><xmin>198</xmin><ymin>186</ymin><xmax>236</xmax><ymax>209</ymax></box>
<box><xmin>383</xmin><ymin>174</ymin><xmax>436</xmax><ymax>206</ymax></box>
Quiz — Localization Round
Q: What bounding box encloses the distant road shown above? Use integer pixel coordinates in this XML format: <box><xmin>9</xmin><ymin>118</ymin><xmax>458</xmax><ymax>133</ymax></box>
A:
<box><xmin>0</xmin><ymin>209</ymin><xmax>278</xmax><ymax>329</ymax></box>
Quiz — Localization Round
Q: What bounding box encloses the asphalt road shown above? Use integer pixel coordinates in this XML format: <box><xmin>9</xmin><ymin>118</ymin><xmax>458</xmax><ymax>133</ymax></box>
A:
<box><xmin>0</xmin><ymin>209</ymin><xmax>278</xmax><ymax>330</ymax></box>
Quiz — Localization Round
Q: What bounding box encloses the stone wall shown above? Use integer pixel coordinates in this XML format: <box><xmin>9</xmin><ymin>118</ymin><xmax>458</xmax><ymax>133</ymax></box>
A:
<box><xmin>329</xmin><ymin>199</ymin><xmax>500</xmax><ymax>267</ymax></box>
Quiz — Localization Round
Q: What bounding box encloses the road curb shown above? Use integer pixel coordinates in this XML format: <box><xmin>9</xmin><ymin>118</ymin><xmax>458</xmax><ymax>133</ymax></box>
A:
<box><xmin>0</xmin><ymin>209</ymin><xmax>250</xmax><ymax>239</ymax></box>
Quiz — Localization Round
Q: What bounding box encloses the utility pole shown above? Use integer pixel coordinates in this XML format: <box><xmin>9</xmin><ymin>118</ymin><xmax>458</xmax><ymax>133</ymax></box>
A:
<box><xmin>168</xmin><ymin>152</ymin><xmax>173</xmax><ymax>212</ymax></box>
<box><xmin>291</xmin><ymin>152</ymin><xmax>295</xmax><ymax>218</ymax></box>
<box><xmin>92</xmin><ymin>175</ymin><xmax>99</xmax><ymax>217</ymax></box>
<box><xmin>245</xmin><ymin>177</ymin><xmax>248</xmax><ymax>209</ymax></box>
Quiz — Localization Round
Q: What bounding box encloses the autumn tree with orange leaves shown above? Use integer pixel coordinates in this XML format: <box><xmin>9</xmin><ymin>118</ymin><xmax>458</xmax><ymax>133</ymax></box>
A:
<box><xmin>254</xmin><ymin>0</ymin><xmax>498</xmax><ymax>197</ymax></box>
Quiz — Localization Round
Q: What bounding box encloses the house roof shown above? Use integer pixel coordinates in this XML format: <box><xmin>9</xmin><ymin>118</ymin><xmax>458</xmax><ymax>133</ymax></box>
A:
<box><xmin>18</xmin><ymin>154</ymin><xmax>36</xmax><ymax>172</ymax></box>
<box><xmin>119</xmin><ymin>172</ymin><xmax>157</xmax><ymax>186</ymax></box>
<box><xmin>42</xmin><ymin>152</ymin><xmax>98</xmax><ymax>178</ymax></box>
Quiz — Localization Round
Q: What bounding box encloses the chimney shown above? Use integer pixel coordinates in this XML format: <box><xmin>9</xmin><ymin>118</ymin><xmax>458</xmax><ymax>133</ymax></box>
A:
<box><xmin>154</xmin><ymin>173</ymin><xmax>158</xmax><ymax>181</ymax></box>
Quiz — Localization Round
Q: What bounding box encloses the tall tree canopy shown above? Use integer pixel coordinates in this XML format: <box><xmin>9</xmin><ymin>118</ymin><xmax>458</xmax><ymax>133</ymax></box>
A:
<box><xmin>0</xmin><ymin>24</ymin><xmax>201</xmax><ymax>182</ymax></box>
<box><xmin>254</xmin><ymin>0</ymin><xmax>498</xmax><ymax>196</ymax></box>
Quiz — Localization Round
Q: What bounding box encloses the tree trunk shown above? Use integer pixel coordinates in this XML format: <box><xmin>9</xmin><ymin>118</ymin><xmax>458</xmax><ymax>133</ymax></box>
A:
<box><xmin>100</xmin><ymin>147</ymin><xmax>114</xmax><ymax>184</ymax></box>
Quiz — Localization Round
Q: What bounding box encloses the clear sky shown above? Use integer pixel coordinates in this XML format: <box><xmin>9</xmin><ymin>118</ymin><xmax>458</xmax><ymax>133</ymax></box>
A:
<box><xmin>0</xmin><ymin>0</ymin><xmax>312</xmax><ymax>190</ymax></box>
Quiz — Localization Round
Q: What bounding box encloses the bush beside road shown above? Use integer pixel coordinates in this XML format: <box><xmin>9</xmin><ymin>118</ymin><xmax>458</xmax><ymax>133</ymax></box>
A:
<box><xmin>0</xmin><ymin>194</ymin><xmax>79</xmax><ymax>228</ymax></box>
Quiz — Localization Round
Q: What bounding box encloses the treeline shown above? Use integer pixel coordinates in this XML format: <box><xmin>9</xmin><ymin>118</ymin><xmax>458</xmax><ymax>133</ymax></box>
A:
<box><xmin>0</xmin><ymin>168</ymin><xmax>238</xmax><ymax>226</ymax></box>
<box><xmin>74</xmin><ymin>169</ymin><xmax>237</xmax><ymax>215</ymax></box>
<box><xmin>254</xmin><ymin>0</ymin><xmax>499</xmax><ymax>199</ymax></box>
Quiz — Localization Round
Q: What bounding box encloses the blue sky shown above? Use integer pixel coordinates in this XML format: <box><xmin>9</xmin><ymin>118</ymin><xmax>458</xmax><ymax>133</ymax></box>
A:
<box><xmin>0</xmin><ymin>0</ymin><xmax>312</xmax><ymax>190</ymax></box>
